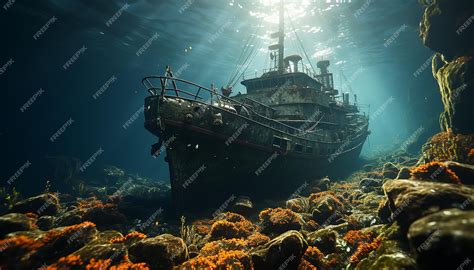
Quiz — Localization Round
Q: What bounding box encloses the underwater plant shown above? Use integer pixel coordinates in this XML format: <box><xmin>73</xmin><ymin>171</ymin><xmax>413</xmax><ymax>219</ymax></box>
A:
<box><xmin>0</xmin><ymin>187</ymin><xmax>21</xmax><ymax>212</ymax></box>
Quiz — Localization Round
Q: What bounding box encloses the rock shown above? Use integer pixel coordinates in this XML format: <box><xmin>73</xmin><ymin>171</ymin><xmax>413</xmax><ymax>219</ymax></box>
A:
<box><xmin>259</xmin><ymin>208</ymin><xmax>302</xmax><ymax>237</ymax></box>
<box><xmin>395</xmin><ymin>167</ymin><xmax>411</xmax><ymax>180</ymax></box>
<box><xmin>55</xmin><ymin>208</ymin><xmax>83</xmax><ymax>227</ymax></box>
<box><xmin>445</xmin><ymin>161</ymin><xmax>474</xmax><ymax>184</ymax></box>
<box><xmin>251</xmin><ymin>230</ymin><xmax>308</xmax><ymax>270</ymax></box>
<box><xmin>355</xmin><ymin>240</ymin><xmax>416</xmax><ymax>270</ymax></box>
<box><xmin>359</xmin><ymin>178</ymin><xmax>382</xmax><ymax>193</ymax></box>
<box><xmin>128</xmin><ymin>234</ymin><xmax>188</xmax><ymax>270</ymax></box>
<box><xmin>0</xmin><ymin>213</ymin><xmax>34</xmax><ymax>237</ymax></box>
<box><xmin>383</xmin><ymin>179</ymin><xmax>474</xmax><ymax>228</ymax></box>
<box><xmin>286</xmin><ymin>197</ymin><xmax>309</xmax><ymax>213</ymax></box>
<box><xmin>10</xmin><ymin>193</ymin><xmax>59</xmax><ymax>216</ymax></box>
<box><xmin>306</xmin><ymin>227</ymin><xmax>338</xmax><ymax>254</ymax></box>
<box><xmin>382</xmin><ymin>163</ymin><xmax>399</xmax><ymax>179</ymax></box>
<box><xmin>407</xmin><ymin>209</ymin><xmax>474</xmax><ymax>269</ymax></box>
<box><xmin>231</xmin><ymin>196</ymin><xmax>253</xmax><ymax>216</ymax></box>
<box><xmin>73</xmin><ymin>230</ymin><xmax>126</xmax><ymax>264</ymax></box>
<box><xmin>419</xmin><ymin>0</ymin><xmax>473</xmax><ymax>59</ymax></box>
<box><xmin>37</xmin><ymin>215</ymin><xmax>55</xmax><ymax>231</ymax></box>
<box><xmin>309</xmin><ymin>192</ymin><xmax>343</xmax><ymax>224</ymax></box>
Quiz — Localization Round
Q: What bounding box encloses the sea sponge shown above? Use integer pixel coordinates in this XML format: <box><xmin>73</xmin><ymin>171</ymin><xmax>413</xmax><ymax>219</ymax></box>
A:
<box><xmin>47</xmin><ymin>254</ymin><xmax>83</xmax><ymax>269</ymax></box>
<box><xmin>421</xmin><ymin>132</ymin><xmax>474</xmax><ymax>164</ymax></box>
<box><xmin>410</xmin><ymin>162</ymin><xmax>461</xmax><ymax>184</ymax></box>
<box><xmin>303</xmin><ymin>246</ymin><xmax>324</xmax><ymax>266</ymax></box>
<box><xmin>297</xmin><ymin>258</ymin><xmax>318</xmax><ymax>270</ymax></box>
<box><xmin>246</xmin><ymin>233</ymin><xmax>270</xmax><ymax>248</ymax></box>
<box><xmin>209</xmin><ymin>213</ymin><xmax>254</xmax><ymax>239</ymax></box>
<box><xmin>181</xmin><ymin>250</ymin><xmax>252</xmax><ymax>270</ymax></box>
<box><xmin>349</xmin><ymin>236</ymin><xmax>383</xmax><ymax>264</ymax></box>
<box><xmin>343</xmin><ymin>230</ymin><xmax>373</xmax><ymax>246</ymax></box>
<box><xmin>258</xmin><ymin>208</ymin><xmax>302</xmax><ymax>235</ymax></box>
<box><xmin>200</xmin><ymin>238</ymin><xmax>247</xmax><ymax>256</ymax></box>
<box><xmin>110</xmin><ymin>231</ymin><xmax>147</xmax><ymax>244</ymax></box>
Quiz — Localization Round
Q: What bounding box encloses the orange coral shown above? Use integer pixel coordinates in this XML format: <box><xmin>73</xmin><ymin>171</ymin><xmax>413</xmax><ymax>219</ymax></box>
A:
<box><xmin>343</xmin><ymin>230</ymin><xmax>373</xmax><ymax>246</ymax></box>
<box><xmin>349</xmin><ymin>236</ymin><xmax>383</xmax><ymax>264</ymax></box>
<box><xmin>78</xmin><ymin>197</ymin><xmax>116</xmax><ymax>210</ymax></box>
<box><xmin>246</xmin><ymin>233</ymin><xmax>270</xmax><ymax>248</ymax></box>
<box><xmin>47</xmin><ymin>254</ymin><xmax>83</xmax><ymax>269</ymax></box>
<box><xmin>110</xmin><ymin>232</ymin><xmax>147</xmax><ymax>244</ymax></box>
<box><xmin>192</xmin><ymin>219</ymin><xmax>212</xmax><ymax>235</ymax></box>
<box><xmin>410</xmin><ymin>162</ymin><xmax>461</xmax><ymax>184</ymax></box>
<box><xmin>209</xmin><ymin>213</ymin><xmax>254</xmax><ymax>240</ymax></box>
<box><xmin>0</xmin><ymin>235</ymin><xmax>45</xmax><ymax>254</ymax></box>
<box><xmin>297</xmin><ymin>259</ymin><xmax>318</xmax><ymax>270</ymax></box>
<box><xmin>308</xmin><ymin>192</ymin><xmax>343</xmax><ymax>207</ymax></box>
<box><xmin>85</xmin><ymin>258</ymin><xmax>111</xmax><ymax>270</ymax></box>
<box><xmin>42</xmin><ymin>221</ymin><xmax>97</xmax><ymax>244</ymax></box>
<box><xmin>200</xmin><ymin>238</ymin><xmax>247</xmax><ymax>256</ymax></box>
<box><xmin>181</xmin><ymin>250</ymin><xmax>252</xmax><ymax>270</ymax></box>
<box><xmin>109</xmin><ymin>262</ymin><xmax>150</xmax><ymax>270</ymax></box>
<box><xmin>422</xmin><ymin>132</ymin><xmax>474</xmax><ymax>164</ymax></box>
<box><xmin>259</xmin><ymin>208</ymin><xmax>302</xmax><ymax>226</ymax></box>
<box><xmin>304</xmin><ymin>246</ymin><xmax>324</xmax><ymax>267</ymax></box>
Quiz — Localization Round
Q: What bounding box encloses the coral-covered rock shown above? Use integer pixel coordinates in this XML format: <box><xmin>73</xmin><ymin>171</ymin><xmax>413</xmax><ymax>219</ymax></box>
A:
<box><xmin>251</xmin><ymin>230</ymin><xmax>308</xmax><ymax>270</ymax></box>
<box><xmin>258</xmin><ymin>208</ymin><xmax>302</xmax><ymax>236</ymax></box>
<box><xmin>209</xmin><ymin>212</ymin><xmax>254</xmax><ymax>240</ymax></box>
<box><xmin>0</xmin><ymin>213</ymin><xmax>35</xmax><ymax>237</ymax></box>
<box><xmin>444</xmin><ymin>161</ymin><xmax>474</xmax><ymax>184</ymax></box>
<box><xmin>383</xmin><ymin>179</ymin><xmax>474</xmax><ymax>228</ymax></box>
<box><xmin>128</xmin><ymin>234</ymin><xmax>188</xmax><ymax>270</ymax></box>
<box><xmin>72</xmin><ymin>230</ymin><xmax>127</xmax><ymax>264</ymax></box>
<box><xmin>355</xmin><ymin>240</ymin><xmax>416</xmax><ymax>270</ymax></box>
<box><xmin>407</xmin><ymin>209</ymin><xmax>474</xmax><ymax>270</ymax></box>
<box><xmin>10</xmin><ymin>193</ymin><xmax>59</xmax><ymax>216</ymax></box>
<box><xmin>309</xmin><ymin>192</ymin><xmax>343</xmax><ymax>224</ymax></box>
<box><xmin>286</xmin><ymin>197</ymin><xmax>310</xmax><ymax>213</ymax></box>
<box><xmin>359</xmin><ymin>178</ymin><xmax>382</xmax><ymax>193</ymax></box>
<box><xmin>421</xmin><ymin>132</ymin><xmax>474</xmax><ymax>164</ymax></box>
<box><xmin>306</xmin><ymin>227</ymin><xmax>338</xmax><ymax>254</ymax></box>
<box><xmin>410</xmin><ymin>162</ymin><xmax>461</xmax><ymax>184</ymax></box>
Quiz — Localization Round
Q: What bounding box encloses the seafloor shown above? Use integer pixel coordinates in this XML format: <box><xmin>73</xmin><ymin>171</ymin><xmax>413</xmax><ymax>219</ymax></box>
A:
<box><xmin>1</xmin><ymin>132</ymin><xmax>474</xmax><ymax>269</ymax></box>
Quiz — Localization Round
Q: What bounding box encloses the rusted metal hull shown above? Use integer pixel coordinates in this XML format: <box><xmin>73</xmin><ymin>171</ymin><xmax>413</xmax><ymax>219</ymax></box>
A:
<box><xmin>145</xmin><ymin>95</ymin><xmax>368</xmax><ymax>213</ymax></box>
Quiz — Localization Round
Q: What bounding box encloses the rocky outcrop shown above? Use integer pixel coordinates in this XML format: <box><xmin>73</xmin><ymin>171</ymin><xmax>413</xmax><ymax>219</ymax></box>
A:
<box><xmin>128</xmin><ymin>234</ymin><xmax>188</xmax><ymax>270</ymax></box>
<box><xmin>383</xmin><ymin>179</ymin><xmax>474</xmax><ymax>227</ymax></box>
<box><xmin>10</xmin><ymin>193</ymin><xmax>60</xmax><ymax>216</ymax></box>
<box><xmin>251</xmin><ymin>230</ymin><xmax>308</xmax><ymax>270</ymax></box>
<box><xmin>0</xmin><ymin>213</ymin><xmax>34</xmax><ymax>237</ymax></box>
<box><xmin>407</xmin><ymin>209</ymin><xmax>474</xmax><ymax>269</ymax></box>
<box><xmin>419</xmin><ymin>0</ymin><xmax>474</xmax><ymax>133</ymax></box>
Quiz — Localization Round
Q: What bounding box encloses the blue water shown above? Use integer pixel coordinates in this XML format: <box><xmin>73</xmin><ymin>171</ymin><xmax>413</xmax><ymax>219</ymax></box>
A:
<box><xmin>1</xmin><ymin>0</ymin><xmax>442</xmax><ymax>193</ymax></box>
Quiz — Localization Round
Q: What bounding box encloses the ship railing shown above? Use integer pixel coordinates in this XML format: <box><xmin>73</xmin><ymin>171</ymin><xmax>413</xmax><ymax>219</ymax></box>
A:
<box><xmin>142</xmin><ymin>76</ymin><xmax>303</xmax><ymax>135</ymax></box>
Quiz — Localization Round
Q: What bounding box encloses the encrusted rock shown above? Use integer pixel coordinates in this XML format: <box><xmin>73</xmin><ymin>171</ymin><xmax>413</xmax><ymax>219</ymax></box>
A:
<box><xmin>37</xmin><ymin>215</ymin><xmax>55</xmax><ymax>231</ymax></box>
<box><xmin>306</xmin><ymin>227</ymin><xmax>338</xmax><ymax>254</ymax></box>
<box><xmin>0</xmin><ymin>213</ymin><xmax>34</xmax><ymax>237</ymax></box>
<box><xmin>355</xmin><ymin>240</ymin><xmax>417</xmax><ymax>270</ymax></box>
<box><xmin>359</xmin><ymin>178</ymin><xmax>382</xmax><ymax>193</ymax></box>
<box><xmin>251</xmin><ymin>230</ymin><xmax>308</xmax><ymax>270</ymax></box>
<box><xmin>231</xmin><ymin>196</ymin><xmax>253</xmax><ymax>216</ymax></box>
<box><xmin>383</xmin><ymin>179</ymin><xmax>474</xmax><ymax>228</ymax></box>
<box><xmin>10</xmin><ymin>193</ymin><xmax>59</xmax><ymax>216</ymax></box>
<box><xmin>407</xmin><ymin>209</ymin><xmax>474</xmax><ymax>269</ymax></box>
<box><xmin>259</xmin><ymin>208</ymin><xmax>302</xmax><ymax>237</ymax></box>
<box><xmin>72</xmin><ymin>230</ymin><xmax>127</xmax><ymax>264</ymax></box>
<box><xmin>128</xmin><ymin>234</ymin><xmax>188</xmax><ymax>270</ymax></box>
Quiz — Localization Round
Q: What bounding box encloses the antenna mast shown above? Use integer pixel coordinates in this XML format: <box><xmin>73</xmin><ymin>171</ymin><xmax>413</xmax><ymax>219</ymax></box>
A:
<box><xmin>278</xmin><ymin>0</ymin><xmax>285</xmax><ymax>73</ymax></box>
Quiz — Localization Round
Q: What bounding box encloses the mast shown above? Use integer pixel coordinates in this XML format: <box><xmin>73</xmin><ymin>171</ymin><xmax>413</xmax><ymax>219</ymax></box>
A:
<box><xmin>278</xmin><ymin>0</ymin><xmax>285</xmax><ymax>73</ymax></box>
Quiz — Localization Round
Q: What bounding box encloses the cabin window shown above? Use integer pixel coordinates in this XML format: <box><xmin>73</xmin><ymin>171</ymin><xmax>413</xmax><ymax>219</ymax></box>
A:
<box><xmin>272</xmin><ymin>136</ymin><xmax>282</xmax><ymax>148</ymax></box>
<box><xmin>295</xmin><ymin>144</ymin><xmax>303</xmax><ymax>152</ymax></box>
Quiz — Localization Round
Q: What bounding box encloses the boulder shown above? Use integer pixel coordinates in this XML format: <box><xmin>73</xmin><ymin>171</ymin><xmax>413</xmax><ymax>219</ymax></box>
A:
<box><xmin>359</xmin><ymin>178</ymin><xmax>382</xmax><ymax>193</ymax></box>
<box><xmin>37</xmin><ymin>215</ymin><xmax>55</xmax><ymax>231</ymax></box>
<box><xmin>10</xmin><ymin>193</ymin><xmax>59</xmax><ymax>216</ymax></box>
<box><xmin>383</xmin><ymin>179</ymin><xmax>474</xmax><ymax>228</ymax></box>
<box><xmin>0</xmin><ymin>213</ymin><xmax>34</xmax><ymax>237</ymax></box>
<box><xmin>128</xmin><ymin>234</ymin><xmax>188</xmax><ymax>270</ymax></box>
<box><xmin>73</xmin><ymin>230</ymin><xmax>126</xmax><ymax>264</ymax></box>
<box><xmin>355</xmin><ymin>240</ymin><xmax>417</xmax><ymax>270</ymax></box>
<box><xmin>251</xmin><ymin>230</ymin><xmax>308</xmax><ymax>270</ymax></box>
<box><xmin>259</xmin><ymin>208</ymin><xmax>302</xmax><ymax>237</ymax></box>
<box><xmin>231</xmin><ymin>196</ymin><xmax>253</xmax><ymax>216</ymax></box>
<box><xmin>445</xmin><ymin>161</ymin><xmax>474</xmax><ymax>184</ymax></box>
<box><xmin>306</xmin><ymin>227</ymin><xmax>338</xmax><ymax>254</ymax></box>
<box><xmin>407</xmin><ymin>209</ymin><xmax>474</xmax><ymax>270</ymax></box>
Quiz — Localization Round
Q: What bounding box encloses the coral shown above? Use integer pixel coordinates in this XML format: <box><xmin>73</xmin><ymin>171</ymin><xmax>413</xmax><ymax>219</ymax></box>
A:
<box><xmin>258</xmin><ymin>208</ymin><xmax>302</xmax><ymax>235</ymax></box>
<box><xmin>422</xmin><ymin>132</ymin><xmax>474</xmax><ymax>164</ymax></box>
<box><xmin>192</xmin><ymin>219</ymin><xmax>212</xmax><ymax>235</ymax></box>
<box><xmin>200</xmin><ymin>238</ymin><xmax>247</xmax><ymax>256</ymax></box>
<box><xmin>85</xmin><ymin>258</ymin><xmax>111</xmax><ymax>270</ymax></box>
<box><xmin>77</xmin><ymin>197</ymin><xmax>116</xmax><ymax>211</ymax></box>
<box><xmin>410</xmin><ymin>162</ymin><xmax>461</xmax><ymax>184</ymax></box>
<box><xmin>110</xmin><ymin>231</ymin><xmax>147</xmax><ymax>244</ymax></box>
<box><xmin>297</xmin><ymin>259</ymin><xmax>318</xmax><ymax>270</ymax></box>
<box><xmin>343</xmin><ymin>230</ymin><xmax>373</xmax><ymax>246</ymax></box>
<box><xmin>0</xmin><ymin>235</ymin><xmax>45</xmax><ymax>256</ymax></box>
<box><xmin>47</xmin><ymin>254</ymin><xmax>83</xmax><ymax>269</ymax></box>
<box><xmin>209</xmin><ymin>212</ymin><xmax>254</xmax><ymax>240</ymax></box>
<box><xmin>180</xmin><ymin>216</ymin><xmax>205</xmax><ymax>247</ymax></box>
<box><xmin>304</xmin><ymin>246</ymin><xmax>324</xmax><ymax>266</ymax></box>
<box><xmin>349</xmin><ymin>236</ymin><xmax>383</xmax><ymax>264</ymax></box>
<box><xmin>246</xmin><ymin>233</ymin><xmax>270</xmax><ymax>248</ymax></box>
<box><xmin>109</xmin><ymin>261</ymin><xmax>150</xmax><ymax>270</ymax></box>
<box><xmin>181</xmin><ymin>250</ymin><xmax>252</xmax><ymax>270</ymax></box>
<box><xmin>308</xmin><ymin>191</ymin><xmax>344</xmax><ymax>207</ymax></box>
